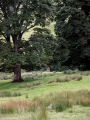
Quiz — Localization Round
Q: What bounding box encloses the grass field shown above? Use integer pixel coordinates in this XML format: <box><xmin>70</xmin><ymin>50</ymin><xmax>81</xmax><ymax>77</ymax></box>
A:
<box><xmin>22</xmin><ymin>22</ymin><xmax>55</xmax><ymax>40</ymax></box>
<box><xmin>0</xmin><ymin>71</ymin><xmax>90</xmax><ymax>120</ymax></box>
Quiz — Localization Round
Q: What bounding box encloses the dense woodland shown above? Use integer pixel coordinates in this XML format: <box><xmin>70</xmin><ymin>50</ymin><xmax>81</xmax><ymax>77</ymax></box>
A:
<box><xmin>0</xmin><ymin>0</ymin><xmax>90</xmax><ymax>82</ymax></box>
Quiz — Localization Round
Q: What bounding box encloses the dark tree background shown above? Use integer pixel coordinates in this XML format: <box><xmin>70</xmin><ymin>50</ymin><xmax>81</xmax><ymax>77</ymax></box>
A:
<box><xmin>55</xmin><ymin>0</ymin><xmax>90</xmax><ymax>70</ymax></box>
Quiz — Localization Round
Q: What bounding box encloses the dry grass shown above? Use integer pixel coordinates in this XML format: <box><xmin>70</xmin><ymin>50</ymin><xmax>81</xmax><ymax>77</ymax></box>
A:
<box><xmin>70</xmin><ymin>75</ymin><xmax>82</xmax><ymax>81</ymax></box>
<box><xmin>0</xmin><ymin>100</ymin><xmax>38</xmax><ymax>114</ymax></box>
<box><xmin>45</xmin><ymin>90</ymin><xmax>90</xmax><ymax>112</ymax></box>
<box><xmin>48</xmin><ymin>75</ymin><xmax>82</xmax><ymax>84</ymax></box>
<box><xmin>0</xmin><ymin>90</ymin><xmax>90</xmax><ymax>120</ymax></box>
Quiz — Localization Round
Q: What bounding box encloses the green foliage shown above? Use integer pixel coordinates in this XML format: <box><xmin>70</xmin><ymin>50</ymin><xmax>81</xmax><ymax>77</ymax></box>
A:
<box><xmin>0</xmin><ymin>0</ymin><xmax>54</xmax><ymax>80</ymax></box>
<box><xmin>55</xmin><ymin>0</ymin><xmax>90</xmax><ymax>70</ymax></box>
<box><xmin>0</xmin><ymin>0</ymin><xmax>54</xmax><ymax>36</ymax></box>
<box><xmin>26</xmin><ymin>28</ymin><xmax>56</xmax><ymax>69</ymax></box>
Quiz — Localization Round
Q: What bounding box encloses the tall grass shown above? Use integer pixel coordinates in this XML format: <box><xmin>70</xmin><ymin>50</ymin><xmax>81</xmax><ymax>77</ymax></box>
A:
<box><xmin>37</xmin><ymin>104</ymin><xmax>48</xmax><ymax>120</ymax></box>
<box><xmin>0</xmin><ymin>90</ymin><xmax>90</xmax><ymax>115</ymax></box>
<box><xmin>0</xmin><ymin>100</ymin><xmax>38</xmax><ymax>114</ymax></box>
<box><xmin>0</xmin><ymin>91</ymin><xmax>22</xmax><ymax>97</ymax></box>
<box><xmin>45</xmin><ymin>90</ymin><xmax>90</xmax><ymax>112</ymax></box>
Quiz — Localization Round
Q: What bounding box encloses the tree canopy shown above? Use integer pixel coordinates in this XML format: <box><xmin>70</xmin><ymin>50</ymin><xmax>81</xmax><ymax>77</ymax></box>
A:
<box><xmin>28</xmin><ymin>28</ymin><xmax>56</xmax><ymax>69</ymax></box>
<box><xmin>0</xmin><ymin>0</ymin><xmax>54</xmax><ymax>82</ymax></box>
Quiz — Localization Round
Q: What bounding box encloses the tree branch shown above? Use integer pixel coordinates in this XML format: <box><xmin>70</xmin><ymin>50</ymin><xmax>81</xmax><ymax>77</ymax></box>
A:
<box><xmin>21</xmin><ymin>24</ymin><xmax>36</xmax><ymax>34</ymax></box>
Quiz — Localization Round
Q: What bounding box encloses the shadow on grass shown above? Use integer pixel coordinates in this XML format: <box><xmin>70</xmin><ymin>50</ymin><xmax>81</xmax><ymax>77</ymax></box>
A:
<box><xmin>0</xmin><ymin>77</ymin><xmax>43</xmax><ymax>91</ymax></box>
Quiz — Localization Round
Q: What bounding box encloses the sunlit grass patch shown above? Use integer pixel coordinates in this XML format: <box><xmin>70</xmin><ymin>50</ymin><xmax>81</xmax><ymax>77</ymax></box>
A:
<box><xmin>22</xmin><ymin>22</ymin><xmax>55</xmax><ymax>40</ymax></box>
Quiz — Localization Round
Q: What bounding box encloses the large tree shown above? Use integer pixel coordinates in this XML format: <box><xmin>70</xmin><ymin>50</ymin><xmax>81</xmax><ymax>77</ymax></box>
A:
<box><xmin>28</xmin><ymin>28</ymin><xmax>56</xmax><ymax>69</ymax></box>
<box><xmin>0</xmin><ymin>0</ymin><xmax>54</xmax><ymax>82</ymax></box>
<box><xmin>55</xmin><ymin>0</ymin><xmax>90</xmax><ymax>70</ymax></box>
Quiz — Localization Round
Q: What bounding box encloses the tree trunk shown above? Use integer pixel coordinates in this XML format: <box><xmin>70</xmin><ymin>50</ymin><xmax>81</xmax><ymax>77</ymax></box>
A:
<box><xmin>13</xmin><ymin>64</ymin><xmax>23</xmax><ymax>82</ymax></box>
<box><xmin>12</xmin><ymin>35</ymin><xmax>23</xmax><ymax>82</ymax></box>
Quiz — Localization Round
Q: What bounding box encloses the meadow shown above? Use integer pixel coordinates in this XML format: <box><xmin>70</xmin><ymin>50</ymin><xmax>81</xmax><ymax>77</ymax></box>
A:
<box><xmin>0</xmin><ymin>22</ymin><xmax>90</xmax><ymax>120</ymax></box>
<box><xmin>0</xmin><ymin>70</ymin><xmax>90</xmax><ymax>120</ymax></box>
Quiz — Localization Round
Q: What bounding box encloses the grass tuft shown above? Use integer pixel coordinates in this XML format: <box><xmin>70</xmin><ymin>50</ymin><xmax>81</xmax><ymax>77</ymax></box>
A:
<box><xmin>70</xmin><ymin>75</ymin><xmax>82</xmax><ymax>81</ymax></box>
<box><xmin>0</xmin><ymin>91</ymin><xmax>22</xmax><ymax>97</ymax></box>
